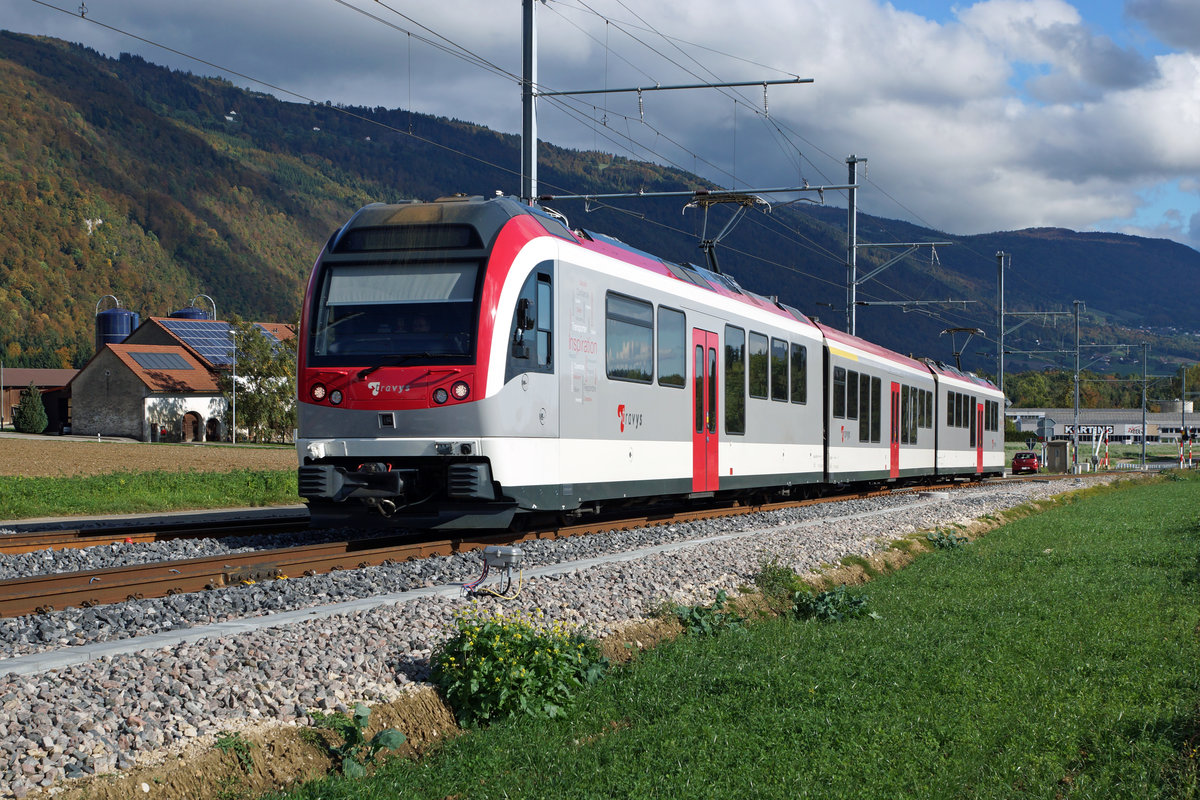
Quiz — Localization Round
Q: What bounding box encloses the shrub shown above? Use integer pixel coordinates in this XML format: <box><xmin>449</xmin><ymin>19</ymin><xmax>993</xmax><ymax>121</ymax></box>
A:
<box><xmin>13</xmin><ymin>381</ymin><xmax>47</xmax><ymax>434</ymax></box>
<box><xmin>431</xmin><ymin>605</ymin><xmax>607</xmax><ymax>727</ymax></box>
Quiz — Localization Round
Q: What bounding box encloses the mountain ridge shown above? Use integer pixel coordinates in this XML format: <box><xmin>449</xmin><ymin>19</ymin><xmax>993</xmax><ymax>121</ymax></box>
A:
<box><xmin>0</xmin><ymin>30</ymin><xmax>1196</xmax><ymax>375</ymax></box>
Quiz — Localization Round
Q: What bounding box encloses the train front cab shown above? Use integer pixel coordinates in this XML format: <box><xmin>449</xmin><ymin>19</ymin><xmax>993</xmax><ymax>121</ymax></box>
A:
<box><xmin>296</xmin><ymin>196</ymin><xmax>574</xmax><ymax>529</ymax></box>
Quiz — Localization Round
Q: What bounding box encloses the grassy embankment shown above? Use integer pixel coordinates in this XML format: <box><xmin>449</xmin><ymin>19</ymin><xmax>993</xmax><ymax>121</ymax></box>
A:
<box><xmin>270</xmin><ymin>472</ymin><xmax>1200</xmax><ymax>799</ymax></box>
<box><xmin>0</xmin><ymin>469</ymin><xmax>298</xmax><ymax>519</ymax></box>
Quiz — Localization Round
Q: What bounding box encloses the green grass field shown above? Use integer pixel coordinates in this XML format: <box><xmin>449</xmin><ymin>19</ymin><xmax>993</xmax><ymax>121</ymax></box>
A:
<box><xmin>268</xmin><ymin>473</ymin><xmax>1200</xmax><ymax>799</ymax></box>
<box><xmin>0</xmin><ymin>469</ymin><xmax>297</xmax><ymax>519</ymax></box>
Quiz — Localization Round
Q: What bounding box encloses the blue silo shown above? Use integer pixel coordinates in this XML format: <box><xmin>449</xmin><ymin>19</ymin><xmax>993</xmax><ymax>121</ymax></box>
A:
<box><xmin>94</xmin><ymin>296</ymin><xmax>139</xmax><ymax>353</ymax></box>
<box><xmin>169</xmin><ymin>306</ymin><xmax>211</xmax><ymax>320</ymax></box>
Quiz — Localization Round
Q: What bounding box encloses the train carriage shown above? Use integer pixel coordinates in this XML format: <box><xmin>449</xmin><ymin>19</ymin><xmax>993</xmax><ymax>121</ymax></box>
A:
<box><xmin>297</xmin><ymin>194</ymin><xmax>1005</xmax><ymax>530</ymax></box>
<box><xmin>818</xmin><ymin>324</ymin><xmax>937</xmax><ymax>484</ymax></box>
<box><xmin>927</xmin><ymin>361</ymin><xmax>1006</xmax><ymax>478</ymax></box>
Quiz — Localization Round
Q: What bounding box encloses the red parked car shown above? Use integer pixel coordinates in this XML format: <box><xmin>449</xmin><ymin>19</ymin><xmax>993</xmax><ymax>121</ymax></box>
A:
<box><xmin>1011</xmin><ymin>451</ymin><xmax>1040</xmax><ymax>475</ymax></box>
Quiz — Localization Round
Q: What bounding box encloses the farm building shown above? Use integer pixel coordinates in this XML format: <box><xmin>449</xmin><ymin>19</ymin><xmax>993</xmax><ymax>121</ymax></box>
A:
<box><xmin>68</xmin><ymin>316</ymin><xmax>293</xmax><ymax>442</ymax></box>
<box><xmin>1</xmin><ymin>367</ymin><xmax>77</xmax><ymax>433</ymax></box>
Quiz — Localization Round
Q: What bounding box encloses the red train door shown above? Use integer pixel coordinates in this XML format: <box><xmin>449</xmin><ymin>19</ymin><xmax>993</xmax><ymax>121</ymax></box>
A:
<box><xmin>692</xmin><ymin>329</ymin><xmax>719</xmax><ymax>492</ymax></box>
<box><xmin>889</xmin><ymin>382</ymin><xmax>900</xmax><ymax>479</ymax></box>
<box><xmin>976</xmin><ymin>401</ymin><xmax>984</xmax><ymax>474</ymax></box>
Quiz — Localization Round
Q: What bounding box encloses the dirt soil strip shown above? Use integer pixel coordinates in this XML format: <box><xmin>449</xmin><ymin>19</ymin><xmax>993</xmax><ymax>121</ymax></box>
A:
<box><xmin>0</xmin><ymin>436</ymin><xmax>296</xmax><ymax>478</ymax></box>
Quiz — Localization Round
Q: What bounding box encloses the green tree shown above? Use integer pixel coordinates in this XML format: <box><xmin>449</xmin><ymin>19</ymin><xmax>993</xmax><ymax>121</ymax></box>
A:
<box><xmin>13</xmin><ymin>381</ymin><xmax>48</xmax><ymax>434</ymax></box>
<box><xmin>215</xmin><ymin>317</ymin><xmax>296</xmax><ymax>443</ymax></box>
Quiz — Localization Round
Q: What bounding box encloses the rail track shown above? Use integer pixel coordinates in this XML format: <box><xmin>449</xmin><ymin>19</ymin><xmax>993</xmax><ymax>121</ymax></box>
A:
<box><xmin>0</xmin><ymin>512</ymin><xmax>310</xmax><ymax>555</ymax></box>
<box><xmin>0</xmin><ymin>479</ymin><xmax>1004</xmax><ymax>618</ymax></box>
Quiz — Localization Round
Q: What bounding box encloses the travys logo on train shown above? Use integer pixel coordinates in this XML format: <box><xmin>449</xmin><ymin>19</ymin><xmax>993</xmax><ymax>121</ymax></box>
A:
<box><xmin>367</xmin><ymin>381</ymin><xmax>413</xmax><ymax>396</ymax></box>
<box><xmin>617</xmin><ymin>404</ymin><xmax>643</xmax><ymax>432</ymax></box>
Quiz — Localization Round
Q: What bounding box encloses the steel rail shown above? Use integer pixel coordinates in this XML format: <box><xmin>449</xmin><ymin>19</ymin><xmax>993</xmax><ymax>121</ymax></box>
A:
<box><xmin>0</xmin><ymin>518</ymin><xmax>308</xmax><ymax>555</ymax></box>
<box><xmin>0</xmin><ymin>478</ymin><xmax>998</xmax><ymax>618</ymax></box>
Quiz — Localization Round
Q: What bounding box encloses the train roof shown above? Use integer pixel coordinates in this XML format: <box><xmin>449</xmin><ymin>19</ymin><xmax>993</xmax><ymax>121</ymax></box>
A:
<box><xmin>816</xmin><ymin>322</ymin><xmax>929</xmax><ymax>373</ymax></box>
<box><xmin>921</xmin><ymin>359</ymin><xmax>1000</xmax><ymax>390</ymax></box>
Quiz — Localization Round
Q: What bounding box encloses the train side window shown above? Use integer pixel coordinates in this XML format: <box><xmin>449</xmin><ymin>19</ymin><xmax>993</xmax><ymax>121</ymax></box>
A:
<box><xmin>969</xmin><ymin>395</ymin><xmax>978</xmax><ymax>446</ymax></box>
<box><xmin>947</xmin><ymin>391</ymin><xmax>955</xmax><ymax>427</ymax></box>
<box><xmin>724</xmin><ymin>325</ymin><xmax>745</xmax><ymax>435</ymax></box>
<box><xmin>749</xmin><ymin>332</ymin><xmax>769</xmax><ymax>399</ymax></box>
<box><xmin>909</xmin><ymin>386</ymin><xmax>919</xmax><ymax>443</ymax></box>
<box><xmin>833</xmin><ymin>366</ymin><xmax>846</xmax><ymax>418</ymax></box>
<box><xmin>925</xmin><ymin>390</ymin><xmax>934</xmax><ymax>428</ymax></box>
<box><xmin>770</xmin><ymin>338</ymin><xmax>788</xmax><ymax>401</ymax></box>
<box><xmin>900</xmin><ymin>385</ymin><xmax>910</xmax><ymax>444</ymax></box>
<box><xmin>858</xmin><ymin>373</ymin><xmax>871</xmax><ymax>443</ymax></box>
<box><xmin>708</xmin><ymin>348</ymin><xmax>717</xmax><ymax>434</ymax></box>
<box><xmin>536</xmin><ymin>276</ymin><xmax>552</xmax><ymax>367</ymax></box>
<box><xmin>657</xmin><ymin>307</ymin><xmax>686</xmax><ymax>388</ymax></box>
<box><xmin>847</xmin><ymin>370</ymin><xmax>859</xmax><ymax>420</ymax></box>
<box><xmin>505</xmin><ymin>265</ymin><xmax>554</xmax><ymax>382</ymax></box>
<box><xmin>605</xmin><ymin>293</ymin><xmax>653</xmax><ymax>383</ymax></box>
<box><xmin>790</xmin><ymin>343</ymin><xmax>807</xmax><ymax>404</ymax></box>
<box><xmin>918</xmin><ymin>389</ymin><xmax>926</xmax><ymax>429</ymax></box>
<box><xmin>870</xmin><ymin>377</ymin><xmax>881</xmax><ymax>442</ymax></box>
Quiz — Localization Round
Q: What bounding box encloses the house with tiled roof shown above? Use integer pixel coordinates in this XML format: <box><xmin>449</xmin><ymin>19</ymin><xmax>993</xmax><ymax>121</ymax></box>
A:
<box><xmin>67</xmin><ymin>317</ymin><xmax>293</xmax><ymax>442</ymax></box>
<box><xmin>69</xmin><ymin>341</ymin><xmax>223</xmax><ymax>441</ymax></box>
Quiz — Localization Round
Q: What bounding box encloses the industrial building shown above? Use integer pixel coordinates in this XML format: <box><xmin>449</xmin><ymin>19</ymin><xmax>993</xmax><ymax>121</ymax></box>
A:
<box><xmin>1007</xmin><ymin>406</ymin><xmax>1196</xmax><ymax>444</ymax></box>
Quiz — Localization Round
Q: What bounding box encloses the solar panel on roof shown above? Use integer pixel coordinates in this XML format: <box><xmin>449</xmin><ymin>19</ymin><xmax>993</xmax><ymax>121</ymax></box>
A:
<box><xmin>159</xmin><ymin>318</ymin><xmax>283</xmax><ymax>366</ymax></box>
<box><xmin>128</xmin><ymin>351</ymin><xmax>193</xmax><ymax>370</ymax></box>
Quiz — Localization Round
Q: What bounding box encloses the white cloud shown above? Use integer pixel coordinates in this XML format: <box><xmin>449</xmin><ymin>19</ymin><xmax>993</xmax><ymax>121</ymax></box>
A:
<box><xmin>4</xmin><ymin>0</ymin><xmax>1198</xmax><ymax>250</ymax></box>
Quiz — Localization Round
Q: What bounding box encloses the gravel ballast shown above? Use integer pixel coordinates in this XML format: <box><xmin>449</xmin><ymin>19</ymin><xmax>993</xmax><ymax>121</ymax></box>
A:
<box><xmin>0</xmin><ymin>477</ymin><xmax>1115</xmax><ymax>798</ymax></box>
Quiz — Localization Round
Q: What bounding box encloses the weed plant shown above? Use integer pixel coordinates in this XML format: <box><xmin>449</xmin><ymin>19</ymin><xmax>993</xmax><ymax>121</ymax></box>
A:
<box><xmin>673</xmin><ymin>590</ymin><xmax>744</xmax><ymax>636</ymax></box>
<box><xmin>270</xmin><ymin>473</ymin><xmax>1200</xmax><ymax>800</ymax></box>
<box><xmin>791</xmin><ymin>584</ymin><xmax>871</xmax><ymax>622</ymax></box>
<box><xmin>753</xmin><ymin>559</ymin><xmax>808</xmax><ymax>614</ymax></box>
<box><xmin>431</xmin><ymin>605</ymin><xmax>607</xmax><ymax>727</ymax></box>
<box><xmin>926</xmin><ymin>528</ymin><xmax>969</xmax><ymax>549</ymax></box>
<box><xmin>214</xmin><ymin>731</ymin><xmax>255</xmax><ymax>775</ymax></box>
<box><xmin>0</xmin><ymin>469</ymin><xmax>297</xmax><ymax>519</ymax></box>
<box><xmin>310</xmin><ymin>704</ymin><xmax>406</xmax><ymax>777</ymax></box>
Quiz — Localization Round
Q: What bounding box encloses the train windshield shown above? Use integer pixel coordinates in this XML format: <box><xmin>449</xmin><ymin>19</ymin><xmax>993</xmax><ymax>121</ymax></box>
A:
<box><xmin>308</xmin><ymin>260</ymin><xmax>479</xmax><ymax>365</ymax></box>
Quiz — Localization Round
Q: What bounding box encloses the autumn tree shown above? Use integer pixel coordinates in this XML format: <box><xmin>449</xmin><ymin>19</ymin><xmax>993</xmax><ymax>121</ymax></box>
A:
<box><xmin>215</xmin><ymin>317</ymin><xmax>297</xmax><ymax>443</ymax></box>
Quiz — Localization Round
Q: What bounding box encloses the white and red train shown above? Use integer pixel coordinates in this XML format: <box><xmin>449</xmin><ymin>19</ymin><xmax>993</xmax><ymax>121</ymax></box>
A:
<box><xmin>296</xmin><ymin>195</ymin><xmax>1004</xmax><ymax>529</ymax></box>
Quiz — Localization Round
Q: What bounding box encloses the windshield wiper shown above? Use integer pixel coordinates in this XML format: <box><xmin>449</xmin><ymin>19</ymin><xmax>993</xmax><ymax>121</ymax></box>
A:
<box><xmin>357</xmin><ymin>353</ymin><xmax>460</xmax><ymax>381</ymax></box>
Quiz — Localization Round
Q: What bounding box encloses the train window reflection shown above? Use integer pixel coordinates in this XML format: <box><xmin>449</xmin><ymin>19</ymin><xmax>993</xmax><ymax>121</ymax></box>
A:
<box><xmin>658</xmin><ymin>307</ymin><xmax>686</xmax><ymax>388</ymax></box>
<box><xmin>311</xmin><ymin>261</ymin><xmax>479</xmax><ymax>364</ymax></box>
<box><xmin>606</xmin><ymin>293</ymin><xmax>653</xmax><ymax>383</ymax></box>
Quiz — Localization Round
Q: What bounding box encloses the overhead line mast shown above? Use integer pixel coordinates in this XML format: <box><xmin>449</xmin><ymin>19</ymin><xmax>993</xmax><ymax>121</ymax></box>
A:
<box><xmin>520</xmin><ymin>0</ymin><xmax>814</xmax><ymax>205</ymax></box>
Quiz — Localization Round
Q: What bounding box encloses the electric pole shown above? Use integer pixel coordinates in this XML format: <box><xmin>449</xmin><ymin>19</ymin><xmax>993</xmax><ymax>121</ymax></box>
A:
<box><xmin>846</xmin><ymin>155</ymin><xmax>863</xmax><ymax>334</ymax></box>
<box><xmin>996</xmin><ymin>251</ymin><xmax>1008</xmax><ymax>396</ymax></box>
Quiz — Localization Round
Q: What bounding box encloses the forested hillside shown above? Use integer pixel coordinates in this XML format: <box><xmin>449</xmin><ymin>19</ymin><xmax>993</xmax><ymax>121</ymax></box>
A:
<box><xmin>1</xmin><ymin>30</ymin><xmax>1197</xmax><ymax>386</ymax></box>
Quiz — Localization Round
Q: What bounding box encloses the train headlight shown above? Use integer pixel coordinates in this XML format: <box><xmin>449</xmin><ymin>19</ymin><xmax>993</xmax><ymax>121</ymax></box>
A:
<box><xmin>311</xmin><ymin>383</ymin><xmax>327</xmax><ymax>402</ymax></box>
<box><xmin>330</xmin><ymin>389</ymin><xmax>343</xmax><ymax>405</ymax></box>
<box><xmin>433</xmin><ymin>387</ymin><xmax>449</xmax><ymax>404</ymax></box>
<box><xmin>451</xmin><ymin>380</ymin><xmax>470</xmax><ymax>401</ymax></box>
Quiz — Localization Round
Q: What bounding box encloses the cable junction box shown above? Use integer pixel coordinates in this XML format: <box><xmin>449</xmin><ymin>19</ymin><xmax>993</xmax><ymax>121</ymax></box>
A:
<box><xmin>482</xmin><ymin>545</ymin><xmax>523</xmax><ymax>568</ymax></box>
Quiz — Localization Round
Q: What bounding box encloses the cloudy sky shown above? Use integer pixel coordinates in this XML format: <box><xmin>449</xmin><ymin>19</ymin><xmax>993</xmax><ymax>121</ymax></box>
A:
<box><xmin>8</xmin><ymin>0</ymin><xmax>1200</xmax><ymax>250</ymax></box>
